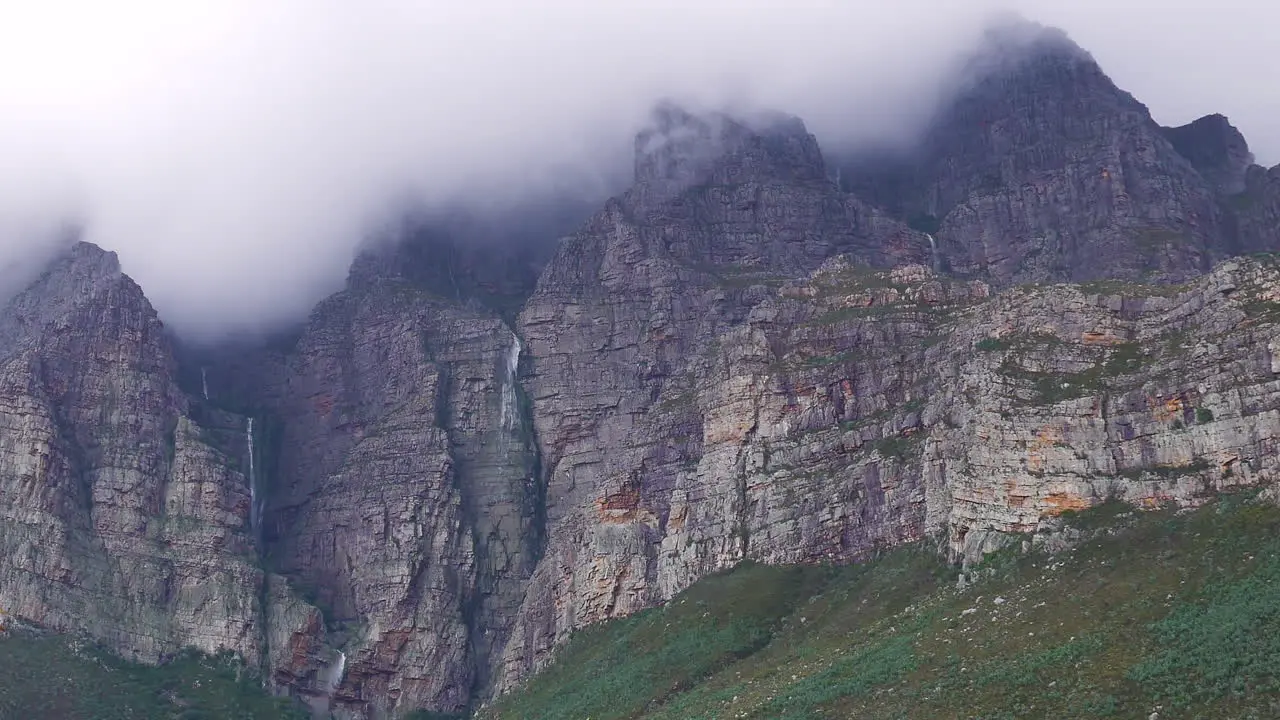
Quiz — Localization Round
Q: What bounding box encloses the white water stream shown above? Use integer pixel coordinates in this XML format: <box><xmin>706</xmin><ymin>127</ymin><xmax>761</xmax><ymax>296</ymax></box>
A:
<box><xmin>246</xmin><ymin>418</ymin><xmax>260</xmax><ymax>541</ymax></box>
<box><xmin>499</xmin><ymin>331</ymin><xmax>522</xmax><ymax>431</ymax></box>
<box><xmin>322</xmin><ymin>651</ymin><xmax>346</xmax><ymax>694</ymax></box>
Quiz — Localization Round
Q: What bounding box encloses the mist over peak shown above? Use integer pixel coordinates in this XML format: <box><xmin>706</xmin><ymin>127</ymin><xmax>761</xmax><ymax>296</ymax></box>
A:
<box><xmin>0</xmin><ymin>1</ymin><xmax>1275</xmax><ymax>341</ymax></box>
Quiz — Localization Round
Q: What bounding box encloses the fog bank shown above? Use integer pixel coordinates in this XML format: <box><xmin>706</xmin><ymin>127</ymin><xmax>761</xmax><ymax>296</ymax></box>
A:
<box><xmin>0</xmin><ymin>1</ymin><xmax>1274</xmax><ymax>339</ymax></box>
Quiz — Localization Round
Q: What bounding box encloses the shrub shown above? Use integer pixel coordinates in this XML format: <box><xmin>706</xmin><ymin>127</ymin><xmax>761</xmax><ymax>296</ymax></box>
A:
<box><xmin>1130</xmin><ymin>539</ymin><xmax>1280</xmax><ymax>706</ymax></box>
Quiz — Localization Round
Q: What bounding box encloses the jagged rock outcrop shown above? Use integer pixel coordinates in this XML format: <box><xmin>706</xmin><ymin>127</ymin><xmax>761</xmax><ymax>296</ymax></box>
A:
<box><xmin>927</xmin><ymin>259</ymin><xmax>1280</xmax><ymax>562</ymax></box>
<box><xmin>0</xmin><ymin>242</ymin><xmax>264</xmax><ymax>665</ymax></box>
<box><xmin>1161</xmin><ymin>113</ymin><xmax>1254</xmax><ymax>196</ymax></box>
<box><xmin>844</xmin><ymin>19</ymin><xmax>1226</xmax><ymax>284</ymax></box>
<box><xmin>1228</xmin><ymin>162</ymin><xmax>1280</xmax><ymax>254</ymax></box>
<box><xmin>1159</xmin><ymin>112</ymin><xmax>1280</xmax><ymax>255</ymax></box>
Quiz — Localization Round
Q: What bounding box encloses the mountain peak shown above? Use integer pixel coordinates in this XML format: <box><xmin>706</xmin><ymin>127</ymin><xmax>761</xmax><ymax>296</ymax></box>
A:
<box><xmin>840</xmin><ymin>15</ymin><xmax>1223</xmax><ymax>285</ymax></box>
<box><xmin>64</xmin><ymin>240</ymin><xmax>122</xmax><ymax>274</ymax></box>
<box><xmin>0</xmin><ymin>240</ymin><xmax>131</xmax><ymax>356</ymax></box>
<box><xmin>968</xmin><ymin>14</ymin><xmax>1091</xmax><ymax>71</ymax></box>
<box><xmin>943</xmin><ymin>16</ymin><xmax>1104</xmax><ymax>110</ymax></box>
<box><xmin>1162</xmin><ymin>114</ymin><xmax>1255</xmax><ymax>195</ymax></box>
<box><xmin>630</xmin><ymin>102</ymin><xmax>827</xmax><ymax>206</ymax></box>
<box><xmin>632</xmin><ymin>101</ymin><xmax>725</xmax><ymax>191</ymax></box>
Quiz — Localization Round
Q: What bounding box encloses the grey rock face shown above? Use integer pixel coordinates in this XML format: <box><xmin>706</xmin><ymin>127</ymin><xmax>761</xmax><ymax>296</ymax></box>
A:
<box><xmin>1161</xmin><ymin>113</ymin><xmax>1254</xmax><ymax>196</ymax></box>
<box><xmin>498</xmin><ymin>110</ymin><xmax>936</xmax><ymax>689</ymax></box>
<box><xmin>259</xmin><ymin>273</ymin><xmax>540</xmax><ymax>716</ymax></box>
<box><xmin>502</xmin><ymin>253</ymin><xmax>1280</xmax><ymax>693</ymax></box>
<box><xmin>845</xmin><ymin>19</ymin><xmax>1224</xmax><ymax>285</ymax></box>
<box><xmin>0</xmin><ymin>242</ymin><xmax>264</xmax><ymax>665</ymax></box>
<box><xmin>1158</xmin><ymin>113</ymin><xmax>1280</xmax><ymax>256</ymax></box>
<box><xmin>1229</xmin><ymin>163</ymin><xmax>1280</xmax><ymax>254</ymax></box>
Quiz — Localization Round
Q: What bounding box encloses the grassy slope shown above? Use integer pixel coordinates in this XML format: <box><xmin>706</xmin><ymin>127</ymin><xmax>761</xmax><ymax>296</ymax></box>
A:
<box><xmin>0</xmin><ymin>638</ymin><xmax>307</xmax><ymax>720</ymax></box>
<box><xmin>484</xmin><ymin>492</ymin><xmax>1280</xmax><ymax>720</ymax></box>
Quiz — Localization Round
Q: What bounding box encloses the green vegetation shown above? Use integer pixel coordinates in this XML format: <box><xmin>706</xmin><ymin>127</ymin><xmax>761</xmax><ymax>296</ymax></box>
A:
<box><xmin>1233</xmin><ymin>271</ymin><xmax>1280</xmax><ymax>322</ymax></box>
<box><xmin>1131</xmin><ymin>546</ymin><xmax>1280</xmax><ymax>707</ymax></box>
<box><xmin>1196</xmin><ymin>407</ymin><xmax>1215</xmax><ymax>424</ymax></box>
<box><xmin>809</xmin><ymin>264</ymin><xmax>902</xmax><ymax>294</ymax></box>
<box><xmin>995</xmin><ymin>340</ymin><xmax>1150</xmax><ymax>405</ymax></box>
<box><xmin>1134</xmin><ymin>228</ymin><xmax>1192</xmax><ymax>252</ymax></box>
<box><xmin>486</xmin><ymin>491</ymin><xmax>1280</xmax><ymax>719</ymax></box>
<box><xmin>1239</xmin><ymin>297</ymin><xmax>1280</xmax><ymax>322</ymax></box>
<box><xmin>834</xmin><ymin>399</ymin><xmax>925</xmax><ymax>436</ymax></box>
<box><xmin>809</xmin><ymin>303</ymin><xmax>954</xmax><ymax>326</ymax></box>
<box><xmin>483</xmin><ymin>548</ymin><xmax>949</xmax><ymax>720</ymax></box>
<box><xmin>874</xmin><ymin>432</ymin><xmax>925</xmax><ymax>461</ymax></box>
<box><xmin>975</xmin><ymin>331</ymin><xmax>1064</xmax><ymax>352</ymax></box>
<box><xmin>1117</xmin><ymin>457</ymin><xmax>1212</xmax><ymax>481</ymax></box>
<box><xmin>656</xmin><ymin>387</ymin><xmax>699</xmax><ymax>413</ymax></box>
<box><xmin>1161</xmin><ymin>327</ymin><xmax>1193</xmax><ymax>357</ymax></box>
<box><xmin>684</xmin><ymin>262</ymin><xmax>791</xmax><ymax>290</ymax></box>
<box><xmin>1076</xmin><ymin>278</ymin><xmax>1189</xmax><ymax>298</ymax></box>
<box><xmin>802</xmin><ymin>351</ymin><xmax>859</xmax><ymax>368</ymax></box>
<box><xmin>0</xmin><ymin>639</ymin><xmax>306</xmax><ymax>719</ymax></box>
<box><xmin>974</xmin><ymin>337</ymin><xmax>1006</xmax><ymax>352</ymax></box>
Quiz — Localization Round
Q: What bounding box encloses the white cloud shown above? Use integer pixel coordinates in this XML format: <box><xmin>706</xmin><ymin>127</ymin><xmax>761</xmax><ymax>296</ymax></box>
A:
<box><xmin>0</xmin><ymin>1</ymin><xmax>1273</xmax><ymax>338</ymax></box>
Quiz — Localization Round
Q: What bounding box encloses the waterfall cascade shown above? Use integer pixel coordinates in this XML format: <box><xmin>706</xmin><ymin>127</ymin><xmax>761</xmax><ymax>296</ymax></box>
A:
<box><xmin>926</xmin><ymin>234</ymin><xmax>942</xmax><ymax>274</ymax></box>
<box><xmin>499</xmin><ymin>331</ymin><xmax>523</xmax><ymax>431</ymax></box>
<box><xmin>246</xmin><ymin>418</ymin><xmax>261</xmax><ymax>543</ymax></box>
<box><xmin>201</xmin><ymin>367</ymin><xmax>209</xmax><ymax>400</ymax></box>
<box><xmin>323</xmin><ymin>651</ymin><xmax>346</xmax><ymax>695</ymax></box>
<box><xmin>315</xmin><ymin>650</ymin><xmax>347</xmax><ymax>714</ymax></box>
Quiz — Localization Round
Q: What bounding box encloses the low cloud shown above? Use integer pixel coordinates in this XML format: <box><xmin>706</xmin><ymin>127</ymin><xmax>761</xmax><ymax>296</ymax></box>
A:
<box><xmin>0</xmin><ymin>1</ymin><xmax>1274</xmax><ymax>340</ymax></box>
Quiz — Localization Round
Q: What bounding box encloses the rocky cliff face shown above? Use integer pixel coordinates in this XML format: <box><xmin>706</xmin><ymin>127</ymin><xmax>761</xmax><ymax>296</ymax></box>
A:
<box><xmin>498</xmin><ymin>251</ymin><xmax>1280</xmax><ymax>691</ymax></box>
<box><xmin>1229</xmin><ymin>163</ymin><xmax>1280</xmax><ymax>254</ymax></box>
<box><xmin>0</xmin><ymin>242</ymin><xmax>264</xmax><ymax>665</ymax></box>
<box><xmin>1159</xmin><ymin>112</ymin><xmax>1280</xmax><ymax>256</ymax></box>
<box><xmin>253</xmin><ymin>272</ymin><xmax>540</xmax><ymax>716</ymax></box>
<box><xmin>844</xmin><ymin>20</ymin><xmax>1226</xmax><ymax>285</ymax></box>
<box><xmin>498</xmin><ymin>106</ymin><xmax>932</xmax><ymax>687</ymax></box>
<box><xmin>1161</xmin><ymin>113</ymin><xmax>1254</xmax><ymax>196</ymax></box>
<box><xmin>2</xmin><ymin>17</ymin><xmax>1280</xmax><ymax>720</ymax></box>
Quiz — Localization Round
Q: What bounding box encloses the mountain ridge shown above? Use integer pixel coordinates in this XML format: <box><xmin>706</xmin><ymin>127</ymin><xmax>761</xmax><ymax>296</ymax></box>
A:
<box><xmin>2</xmin><ymin>16</ymin><xmax>1280</xmax><ymax>719</ymax></box>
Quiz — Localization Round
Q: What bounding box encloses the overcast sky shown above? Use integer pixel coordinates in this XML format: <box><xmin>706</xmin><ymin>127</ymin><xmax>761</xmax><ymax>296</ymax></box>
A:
<box><xmin>0</xmin><ymin>1</ymin><xmax>1274</xmax><ymax>340</ymax></box>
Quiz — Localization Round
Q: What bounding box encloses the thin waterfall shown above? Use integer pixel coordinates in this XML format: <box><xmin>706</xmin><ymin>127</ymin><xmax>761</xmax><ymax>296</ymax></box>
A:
<box><xmin>499</xmin><ymin>331</ymin><xmax>522</xmax><ymax>431</ymax></box>
<box><xmin>323</xmin><ymin>651</ymin><xmax>346</xmax><ymax>698</ymax></box>
<box><xmin>323</xmin><ymin>651</ymin><xmax>346</xmax><ymax>692</ymax></box>
<box><xmin>927</xmin><ymin>233</ymin><xmax>942</xmax><ymax>274</ymax></box>
<box><xmin>201</xmin><ymin>367</ymin><xmax>209</xmax><ymax>400</ymax></box>
<box><xmin>246</xmin><ymin>418</ymin><xmax>260</xmax><ymax>542</ymax></box>
<box><xmin>316</xmin><ymin>650</ymin><xmax>346</xmax><ymax>714</ymax></box>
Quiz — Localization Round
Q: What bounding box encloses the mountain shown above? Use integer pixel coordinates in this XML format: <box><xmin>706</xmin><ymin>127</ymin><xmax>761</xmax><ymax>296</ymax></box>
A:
<box><xmin>843</xmin><ymin>20</ymin><xmax>1239</xmax><ymax>284</ymax></box>
<box><xmin>1160</xmin><ymin>113</ymin><xmax>1254</xmax><ymax>196</ymax></box>
<box><xmin>2</xmin><ymin>16</ymin><xmax>1280</xmax><ymax>719</ymax></box>
<box><xmin>0</xmin><ymin>244</ymin><xmax>268</xmax><ymax>668</ymax></box>
<box><xmin>500</xmin><ymin>102</ymin><xmax>928</xmax><ymax>691</ymax></box>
